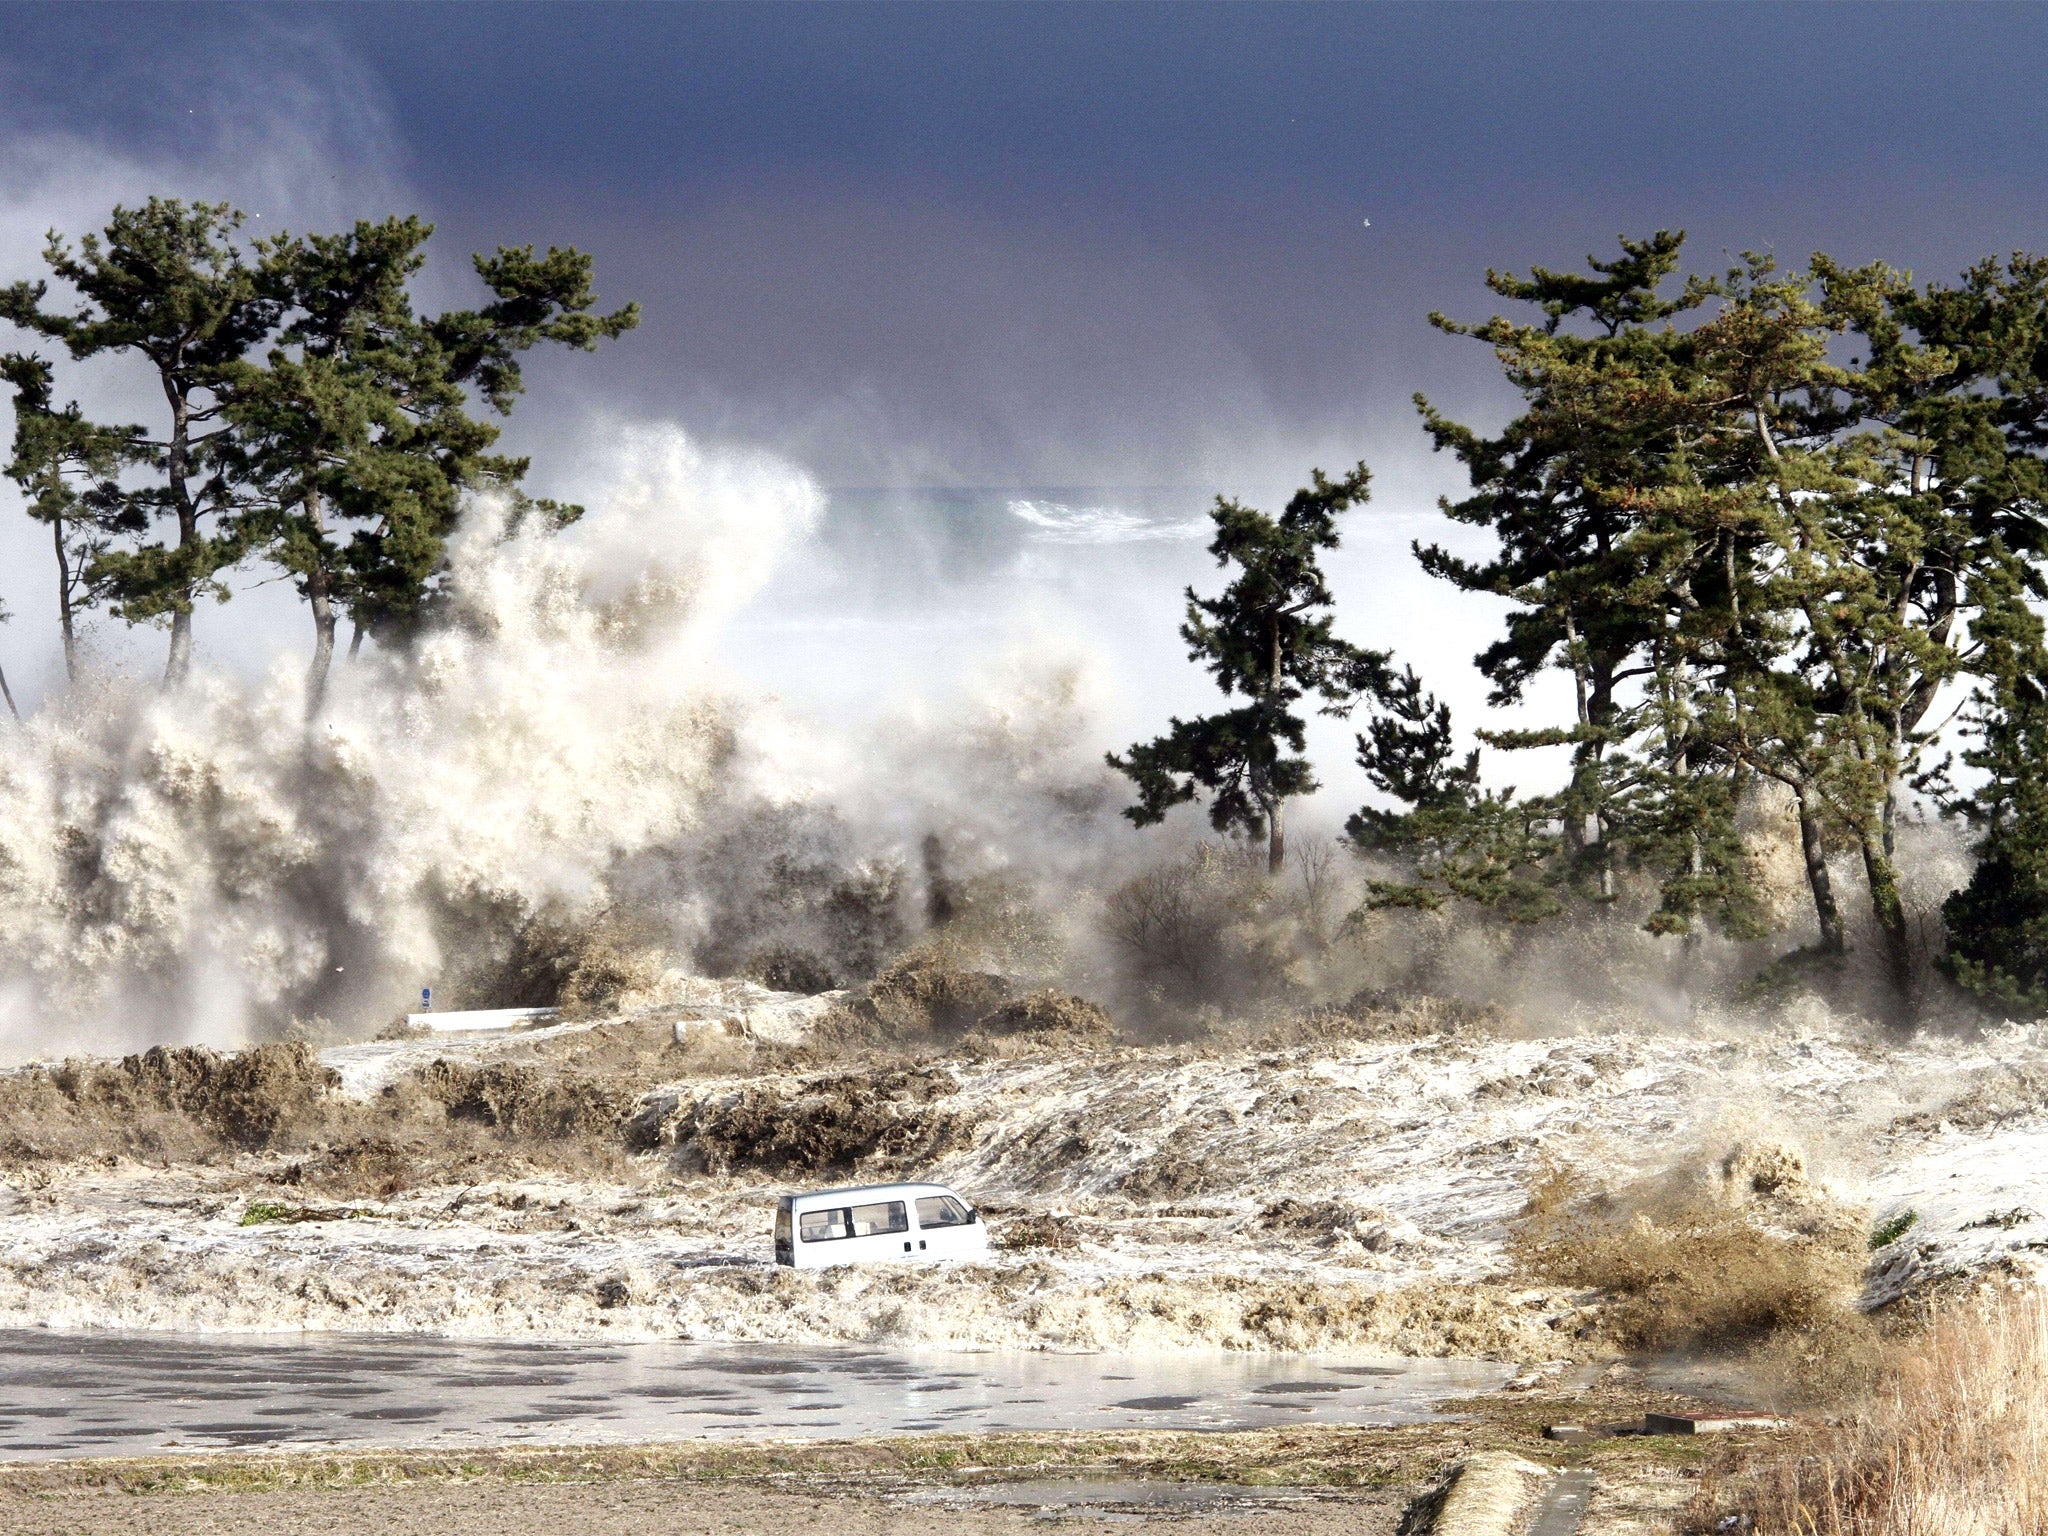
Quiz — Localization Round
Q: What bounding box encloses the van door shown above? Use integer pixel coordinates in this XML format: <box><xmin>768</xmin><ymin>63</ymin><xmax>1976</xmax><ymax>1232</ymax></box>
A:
<box><xmin>846</xmin><ymin>1198</ymin><xmax>910</xmax><ymax>1262</ymax></box>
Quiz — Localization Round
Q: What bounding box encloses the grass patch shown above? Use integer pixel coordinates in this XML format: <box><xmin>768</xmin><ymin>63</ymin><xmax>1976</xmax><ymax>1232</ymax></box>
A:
<box><xmin>239</xmin><ymin>1202</ymin><xmax>371</xmax><ymax>1226</ymax></box>
<box><xmin>1869</xmin><ymin>1209</ymin><xmax>1919</xmax><ymax>1249</ymax></box>
<box><xmin>0</xmin><ymin>1426</ymin><xmax>1461</xmax><ymax>1497</ymax></box>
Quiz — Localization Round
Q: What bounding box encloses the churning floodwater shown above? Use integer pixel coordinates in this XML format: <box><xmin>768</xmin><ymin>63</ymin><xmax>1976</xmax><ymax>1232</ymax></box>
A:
<box><xmin>0</xmin><ymin>1330</ymin><xmax>1509</xmax><ymax>1459</ymax></box>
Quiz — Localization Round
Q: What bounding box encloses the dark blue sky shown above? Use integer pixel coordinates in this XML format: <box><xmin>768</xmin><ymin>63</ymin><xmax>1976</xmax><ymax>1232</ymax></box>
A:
<box><xmin>7</xmin><ymin>1</ymin><xmax>2047</xmax><ymax>493</ymax></box>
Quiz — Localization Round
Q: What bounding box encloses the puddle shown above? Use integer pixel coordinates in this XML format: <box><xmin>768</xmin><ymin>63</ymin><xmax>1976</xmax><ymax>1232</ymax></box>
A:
<box><xmin>0</xmin><ymin>1328</ymin><xmax>1509</xmax><ymax>1460</ymax></box>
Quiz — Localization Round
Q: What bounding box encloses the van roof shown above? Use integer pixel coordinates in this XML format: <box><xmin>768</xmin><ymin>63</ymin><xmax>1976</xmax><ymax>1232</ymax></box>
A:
<box><xmin>785</xmin><ymin>1181</ymin><xmax>960</xmax><ymax>1206</ymax></box>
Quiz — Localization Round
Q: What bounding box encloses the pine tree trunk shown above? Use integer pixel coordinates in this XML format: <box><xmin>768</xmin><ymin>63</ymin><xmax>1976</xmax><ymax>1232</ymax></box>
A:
<box><xmin>53</xmin><ymin>519</ymin><xmax>77</xmax><ymax>685</ymax></box>
<box><xmin>162</xmin><ymin>379</ymin><xmax>196</xmax><ymax>687</ymax></box>
<box><xmin>166</xmin><ymin>610</ymin><xmax>193</xmax><ymax>684</ymax></box>
<box><xmin>306</xmin><ymin>571</ymin><xmax>336</xmax><ymax>721</ymax></box>
<box><xmin>0</xmin><ymin>664</ymin><xmax>19</xmax><ymax>724</ymax></box>
<box><xmin>1856</xmin><ymin>819</ymin><xmax>1916</xmax><ymax>1020</ymax></box>
<box><xmin>303</xmin><ymin>494</ymin><xmax>336</xmax><ymax>721</ymax></box>
<box><xmin>348</xmin><ymin>622</ymin><xmax>364</xmax><ymax>662</ymax></box>
<box><xmin>1265</xmin><ymin>617</ymin><xmax>1286</xmax><ymax>876</ymax></box>
<box><xmin>1561</xmin><ymin>607</ymin><xmax>1612</xmax><ymax>897</ymax></box>
<box><xmin>1795</xmin><ymin>784</ymin><xmax>1845</xmax><ymax>956</ymax></box>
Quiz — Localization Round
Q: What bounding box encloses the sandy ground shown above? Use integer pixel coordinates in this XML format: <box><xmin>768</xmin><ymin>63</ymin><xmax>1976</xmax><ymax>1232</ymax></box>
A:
<box><xmin>0</xmin><ymin>1479</ymin><xmax>1409</xmax><ymax>1536</ymax></box>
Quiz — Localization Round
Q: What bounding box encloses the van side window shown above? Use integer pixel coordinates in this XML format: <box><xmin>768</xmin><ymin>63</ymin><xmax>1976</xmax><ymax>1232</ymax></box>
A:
<box><xmin>799</xmin><ymin>1208</ymin><xmax>851</xmax><ymax>1242</ymax></box>
<box><xmin>915</xmin><ymin>1195</ymin><xmax>971</xmax><ymax>1227</ymax></box>
<box><xmin>849</xmin><ymin>1200</ymin><xmax>908</xmax><ymax>1236</ymax></box>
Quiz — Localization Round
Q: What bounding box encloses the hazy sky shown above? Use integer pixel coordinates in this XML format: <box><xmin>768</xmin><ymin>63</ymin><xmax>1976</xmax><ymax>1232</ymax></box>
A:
<box><xmin>10</xmin><ymin>2</ymin><xmax>2048</xmax><ymax>489</ymax></box>
<box><xmin>5</xmin><ymin>2</ymin><xmax>2048</xmax><ymax>795</ymax></box>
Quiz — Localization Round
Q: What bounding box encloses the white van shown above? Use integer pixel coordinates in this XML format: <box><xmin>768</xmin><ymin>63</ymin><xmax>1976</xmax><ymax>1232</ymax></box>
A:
<box><xmin>774</xmin><ymin>1182</ymin><xmax>989</xmax><ymax>1269</ymax></box>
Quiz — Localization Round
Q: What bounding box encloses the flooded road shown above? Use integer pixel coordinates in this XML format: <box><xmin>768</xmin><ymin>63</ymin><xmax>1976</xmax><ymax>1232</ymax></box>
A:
<box><xmin>0</xmin><ymin>1329</ymin><xmax>1509</xmax><ymax>1459</ymax></box>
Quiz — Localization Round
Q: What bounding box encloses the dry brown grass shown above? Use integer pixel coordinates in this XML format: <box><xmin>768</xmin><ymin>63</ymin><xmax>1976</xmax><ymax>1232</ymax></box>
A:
<box><xmin>1510</xmin><ymin>1149</ymin><xmax>1869</xmax><ymax>1367</ymax></box>
<box><xmin>1710</xmin><ymin>1287</ymin><xmax>2048</xmax><ymax>1536</ymax></box>
<box><xmin>0</xmin><ymin>1034</ymin><xmax>660</xmax><ymax>1191</ymax></box>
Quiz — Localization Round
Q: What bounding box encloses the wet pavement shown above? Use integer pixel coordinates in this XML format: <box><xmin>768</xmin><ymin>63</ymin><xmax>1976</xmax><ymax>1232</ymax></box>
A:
<box><xmin>0</xmin><ymin>1329</ymin><xmax>1509</xmax><ymax>1459</ymax></box>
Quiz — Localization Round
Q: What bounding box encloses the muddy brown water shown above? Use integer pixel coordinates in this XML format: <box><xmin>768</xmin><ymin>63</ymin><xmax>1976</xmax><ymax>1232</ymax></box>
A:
<box><xmin>0</xmin><ymin>1329</ymin><xmax>1510</xmax><ymax>1460</ymax></box>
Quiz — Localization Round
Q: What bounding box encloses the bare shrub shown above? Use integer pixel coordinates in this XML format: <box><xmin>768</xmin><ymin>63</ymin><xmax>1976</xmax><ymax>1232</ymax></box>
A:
<box><xmin>974</xmin><ymin>989</ymin><xmax>1117</xmax><ymax>1044</ymax></box>
<box><xmin>1102</xmin><ymin>842</ymin><xmax>1306</xmax><ymax>1021</ymax></box>
<box><xmin>678</xmin><ymin>804</ymin><xmax>908</xmax><ymax>989</ymax></box>
<box><xmin>866</xmin><ymin>948</ymin><xmax>1013</xmax><ymax>1034</ymax></box>
<box><xmin>1710</xmin><ymin>1288</ymin><xmax>2048</xmax><ymax>1536</ymax></box>
<box><xmin>674</xmin><ymin>1067</ymin><xmax>977</xmax><ymax>1175</ymax></box>
<box><xmin>1511</xmin><ymin>1150</ymin><xmax>1866</xmax><ymax>1357</ymax></box>
<box><xmin>443</xmin><ymin>900</ymin><xmax>672</xmax><ymax>1015</ymax></box>
<box><xmin>415</xmin><ymin>1061</ymin><xmax>642</xmax><ymax>1140</ymax></box>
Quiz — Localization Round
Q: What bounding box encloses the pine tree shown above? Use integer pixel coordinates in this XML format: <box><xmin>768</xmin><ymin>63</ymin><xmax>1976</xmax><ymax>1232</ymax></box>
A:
<box><xmin>1379</xmin><ymin>233</ymin><xmax>1762</xmax><ymax>932</ymax></box>
<box><xmin>224</xmin><ymin>219</ymin><xmax>636</xmax><ymax>714</ymax></box>
<box><xmin>0</xmin><ymin>354</ymin><xmax>149</xmax><ymax>682</ymax></box>
<box><xmin>0</xmin><ymin>200</ymin><xmax>282</xmax><ymax>683</ymax></box>
<box><xmin>1690</xmin><ymin>252</ymin><xmax>2048</xmax><ymax>1005</ymax></box>
<box><xmin>1934</xmin><ymin>563</ymin><xmax>2048</xmax><ymax>1009</ymax></box>
<box><xmin>1110</xmin><ymin>465</ymin><xmax>1391</xmax><ymax>873</ymax></box>
<box><xmin>1347</xmin><ymin>667</ymin><xmax>1566</xmax><ymax>921</ymax></box>
<box><xmin>1411</xmin><ymin>233</ymin><xmax>1733</xmax><ymax>903</ymax></box>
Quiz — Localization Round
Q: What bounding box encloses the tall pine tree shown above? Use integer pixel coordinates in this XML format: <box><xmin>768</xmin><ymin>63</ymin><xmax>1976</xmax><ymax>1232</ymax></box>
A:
<box><xmin>226</xmin><ymin>219</ymin><xmax>637</xmax><ymax>714</ymax></box>
<box><xmin>1110</xmin><ymin>465</ymin><xmax>1390</xmax><ymax>873</ymax></box>
<box><xmin>0</xmin><ymin>199</ymin><xmax>281</xmax><ymax>683</ymax></box>
<box><xmin>0</xmin><ymin>354</ymin><xmax>149</xmax><ymax>682</ymax></box>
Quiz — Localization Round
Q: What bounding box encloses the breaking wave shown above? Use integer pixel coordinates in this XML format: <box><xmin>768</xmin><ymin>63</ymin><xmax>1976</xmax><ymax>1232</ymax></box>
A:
<box><xmin>1006</xmin><ymin>499</ymin><xmax>1207</xmax><ymax>544</ymax></box>
<box><xmin>0</xmin><ymin>422</ymin><xmax>827</xmax><ymax>1058</ymax></box>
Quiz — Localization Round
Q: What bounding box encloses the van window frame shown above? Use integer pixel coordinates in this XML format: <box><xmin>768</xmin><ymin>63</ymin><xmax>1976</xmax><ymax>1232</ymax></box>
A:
<box><xmin>849</xmin><ymin>1199</ymin><xmax>909</xmax><ymax>1237</ymax></box>
<box><xmin>797</xmin><ymin>1198</ymin><xmax>912</xmax><ymax>1242</ymax></box>
<box><xmin>798</xmin><ymin>1207</ymin><xmax>854</xmax><ymax>1243</ymax></box>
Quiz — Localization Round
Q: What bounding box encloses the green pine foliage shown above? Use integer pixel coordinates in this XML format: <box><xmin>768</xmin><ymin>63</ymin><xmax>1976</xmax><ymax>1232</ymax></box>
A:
<box><xmin>0</xmin><ymin>353</ymin><xmax>149</xmax><ymax>682</ymax></box>
<box><xmin>0</xmin><ymin>200</ymin><xmax>636</xmax><ymax>702</ymax></box>
<box><xmin>0</xmin><ymin>199</ymin><xmax>279</xmax><ymax>682</ymax></box>
<box><xmin>1109</xmin><ymin>465</ymin><xmax>1391</xmax><ymax>873</ymax></box>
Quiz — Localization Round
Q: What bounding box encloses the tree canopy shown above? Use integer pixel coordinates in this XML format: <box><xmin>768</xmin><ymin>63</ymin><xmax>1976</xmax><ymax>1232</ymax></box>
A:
<box><xmin>0</xmin><ymin>199</ymin><xmax>637</xmax><ymax>702</ymax></box>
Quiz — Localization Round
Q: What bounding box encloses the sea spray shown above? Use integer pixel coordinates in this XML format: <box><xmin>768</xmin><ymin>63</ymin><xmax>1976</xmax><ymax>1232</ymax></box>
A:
<box><xmin>0</xmin><ymin>423</ymin><xmax>821</xmax><ymax>1057</ymax></box>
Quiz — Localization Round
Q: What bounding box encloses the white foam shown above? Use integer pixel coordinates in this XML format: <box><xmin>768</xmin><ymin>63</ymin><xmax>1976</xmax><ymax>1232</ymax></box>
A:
<box><xmin>1006</xmin><ymin>499</ymin><xmax>1208</xmax><ymax>544</ymax></box>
